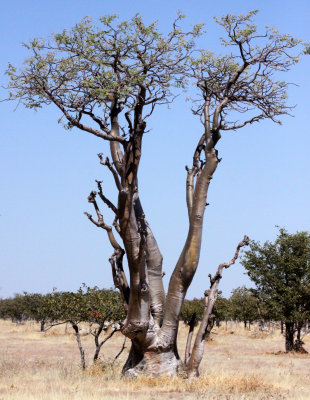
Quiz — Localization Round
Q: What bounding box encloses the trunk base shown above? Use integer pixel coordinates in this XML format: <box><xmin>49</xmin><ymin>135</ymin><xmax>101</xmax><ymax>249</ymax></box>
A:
<box><xmin>293</xmin><ymin>339</ymin><xmax>308</xmax><ymax>354</ymax></box>
<box><xmin>123</xmin><ymin>344</ymin><xmax>182</xmax><ymax>378</ymax></box>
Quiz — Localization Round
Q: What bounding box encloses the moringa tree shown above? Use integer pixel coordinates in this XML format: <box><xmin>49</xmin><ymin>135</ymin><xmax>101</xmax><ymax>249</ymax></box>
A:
<box><xmin>6</xmin><ymin>11</ymin><xmax>303</xmax><ymax>377</ymax></box>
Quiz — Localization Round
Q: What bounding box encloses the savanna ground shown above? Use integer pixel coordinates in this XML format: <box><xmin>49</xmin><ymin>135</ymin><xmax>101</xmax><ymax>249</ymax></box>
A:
<box><xmin>0</xmin><ymin>319</ymin><xmax>310</xmax><ymax>400</ymax></box>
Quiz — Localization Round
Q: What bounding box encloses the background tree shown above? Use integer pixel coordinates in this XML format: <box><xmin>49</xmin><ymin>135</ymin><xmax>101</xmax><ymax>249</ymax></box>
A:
<box><xmin>181</xmin><ymin>298</ymin><xmax>204</xmax><ymax>326</ymax></box>
<box><xmin>230</xmin><ymin>286</ymin><xmax>258</xmax><ymax>329</ymax></box>
<box><xmin>0</xmin><ymin>287</ymin><xmax>124</xmax><ymax>368</ymax></box>
<box><xmin>181</xmin><ymin>294</ymin><xmax>234</xmax><ymax>328</ymax></box>
<box><xmin>6</xmin><ymin>11</ymin><xmax>303</xmax><ymax>377</ymax></box>
<box><xmin>241</xmin><ymin>228</ymin><xmax>310</xmax><ymax>352</ymax></box>
<box><xmin>213</xmin><ymin>295</ymin><xmax>233</xmax><ymax>327</ymax></box>
<box><xmin>22</xmin><ymin>292</ymin><xmax>52</xmax><ymax>331</ymax></box>
<box><xmin>84</xmin><ymin>286</ymin><xmax>125</xmax><ymax>363</ymax></box>
<box><xmin>43</xmin><ymin>285</ymin><xmax>124</xmax><ymax>369</ymax></box>
<box><xmin>0</xmin><ymin>294</ymin><xmax>27</xmax><ymax>323</ymax></box>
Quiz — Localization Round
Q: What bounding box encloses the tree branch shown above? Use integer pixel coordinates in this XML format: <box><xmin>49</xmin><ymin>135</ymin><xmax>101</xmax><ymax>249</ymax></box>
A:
<box><xmin>186</xmin><ymin>235</ymin><xmax>249</xmax><ymax>377</ymax></box>
<box><xmin>98</xmin><ymin>153</ymin><xmax>122</xmax><ymax>191</ymax></box>
<box><xmin>95</xmin><ymin>180</ymin><xmax>118</xmax><ymax>216</ymax></box>
<box><xmin>44</xmin><ymin>89</ymin><xmax>126</xmax><ymax>144</ymax></box>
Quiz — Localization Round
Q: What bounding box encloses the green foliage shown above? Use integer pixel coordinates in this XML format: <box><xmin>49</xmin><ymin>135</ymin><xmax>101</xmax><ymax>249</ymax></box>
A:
<box><xmin>229</xmin><ymin>286</ymin><xmax>258</xmax><ymax>322</ymax></box>
<box><xmin>0</xmin><ymin>285</ymin><xmax>124</xmax><ymax>326</ymax></box>
<box><xmin>192</xmin><ymin>10</ymin><xmax>303</xmax><ymax>130</ymax></box>
<box><xmin>215</xmin><ymin>10</ymin><xmax>259</xmax><ymax>42</ymax></box>
<box><xmin>180</xmin><ymin>294</ymin><xmax>233</xmax><ymax>324</ymax></box>
<box><xmin>5</xmin><ymin>10</ymin><xmax>304</xmax><ymax>142</ymax></box>
<box><xmin>241</xmin><ymin>228</ymin><xmax>310</xmax><ymax>324</ymax></box>
<box><xmin>0</xmin><ymin>294</ymin><xmax>26</xmax><ymax>322</ymax></box>
<box><xmin>6</xmin><ymin>13</ymin><xmax>202</xmax><ymax>130</ymax></box>
<box><xmin>304</xmin><ymin>43</ymin><xmax>310</xmax><ymax>55</ymax></box>
<box><xmin>44</xmin><ymin>284</ymin><xmax>125</xmax><ymax>324</ymax></box>
<box><xmin>180</xmin><ymin>297</ymin><xmax>204</xmax><ymax>324</ymax></box>
<box><xmin>213</xmin><ymin>296</ymin><xmax>232</xmax><ymax>321</ymax></box>
<box><xmin>22</xmin><ymin>292</ymin><xmax>51</xmax><ymax>323</ymax></box>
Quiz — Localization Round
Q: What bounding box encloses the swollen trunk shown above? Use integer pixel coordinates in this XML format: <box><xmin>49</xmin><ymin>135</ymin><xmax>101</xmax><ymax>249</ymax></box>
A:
<box><xmin>123</xmin><ymin>339</ymin><xmax>182</xmax><ymax>377</ymax></box>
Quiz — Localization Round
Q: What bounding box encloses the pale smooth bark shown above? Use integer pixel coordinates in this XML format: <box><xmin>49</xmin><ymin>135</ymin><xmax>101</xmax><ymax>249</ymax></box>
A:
<box><xmin>186</xmin><ymin>236</ymin><xmax>249</xmax><ymax>377</ymax></box>
<box><xmin>87</xmin><ymin>72</ymin><xmax>238</xmax><ymax>377</ymax></box>
<box><xmin>70</xmin><ymin>321</ymin><xmax>86</xmax><ymax>370</ymax></box>
<box><xmin>159</xmin><ymin>149</ymin><xmax>219</xmax><ymax>348</ymax></box>
<box><xmin>134</xmin><ymin>196</ymin><xmax>165</xmax><ymax>327</ymax></box>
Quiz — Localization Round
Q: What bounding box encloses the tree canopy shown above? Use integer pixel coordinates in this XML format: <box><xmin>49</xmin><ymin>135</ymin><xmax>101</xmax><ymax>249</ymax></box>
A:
<box><xmin>6</xmin><ymin>14</ymin><xmax>202</xmax><ymax>140</ymax></box>
<box><xmin>241</xmin><ymin>228</ymin><xmax>310</xmax><ymax>351</ymax></box>
<box><xmin>230</xmin><ymin>286</ymin><xmax>258</xmax><ymax>324</ymax></box>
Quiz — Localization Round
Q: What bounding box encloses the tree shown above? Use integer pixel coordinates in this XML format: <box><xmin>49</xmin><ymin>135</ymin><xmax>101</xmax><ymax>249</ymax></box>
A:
<box><xmin>213</xmin><ymin>296</ymin><xmax>232</xmax><ymax>327</ymax></box>
<box><xmin>0</xmin><ymin>294</ymin><xmax>27</xmax><ymax>323</ymax></box>
<box><xmin>84</xmin><ymin>286</ymin><xmax>125</xmax><ymax>363</ymax></box>
<box><xmin>181</xmin><ymin>298</ymin><xmax>204</xmax><ymax>326</ymax></box>
<box><xmin>44</xmin><ymin>286</ymin><xmax>124</xmax><ymax>369</ymax></box>
<box><xmin>230</xmin><ymin>286</ymin><xmax>258</xmax><ymax>329</ymax></box>
<box><xmin>23</xmin><ymin>292</ymin><xmax>52</xmax><ymax>331</ymax></box>
<box><xmin>6</xmin><ymin>11</ymin><xmax>303</xmax><ymax>377</ymax></box>
<box><xmin>241</xmin><ymin>228</ymin><xmax>310</xmax><ymax>352</ymax></box>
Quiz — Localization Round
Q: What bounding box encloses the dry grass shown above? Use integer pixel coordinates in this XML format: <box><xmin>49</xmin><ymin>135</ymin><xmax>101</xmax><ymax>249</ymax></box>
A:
<box><xmin>0</xmin><ymin>320</ymin><xmax>310</xmax><ymax>399</ymax></box>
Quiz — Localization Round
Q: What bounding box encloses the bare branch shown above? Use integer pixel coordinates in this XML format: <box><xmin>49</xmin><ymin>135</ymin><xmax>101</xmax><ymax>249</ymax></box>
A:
<box><xmin>185</xmin><ymin>166</ymin><xmax>196</xmax><ymax>220</ymax></box>
<box><xmin>45</xmin><ymin>90</ymin><xmax>126</xmax><ymax>143</ymax></box>
<box><xmin>98</xmin><ymin>153</ymin><xmax>122</xmax><ymax>191</ymax></box>
<box><xmin>186</xmin><ymin>235</ymin><xmax>249</xmax><ymax>377</ymax></box>
<box><xmin>109</xmin><ymin>252</ymin><xmax>129</xmax><ymax>310</ymax></box>
<box><xmin>95</xmin><ymin>180</ymin><xmax>118</xmax><ymax>216</ymax></box>
<box><xmin>113</xmin><ymin>336</ymin><xmax>127</xmax><ymax>363</ymax></box>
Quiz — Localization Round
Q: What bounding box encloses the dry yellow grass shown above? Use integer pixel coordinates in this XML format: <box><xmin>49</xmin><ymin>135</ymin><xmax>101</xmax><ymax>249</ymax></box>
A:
<box><xmin>0</xmin><ymin>320</ymin><xmax>310</xmax><ymax>399</ymax></box>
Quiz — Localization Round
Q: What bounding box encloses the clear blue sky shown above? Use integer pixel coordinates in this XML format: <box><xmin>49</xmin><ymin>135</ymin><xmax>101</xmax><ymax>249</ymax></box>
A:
<box><xmin>1</xmin><ymin>0</ymin><xmax>309</xmax><ymax>299</ymax></box>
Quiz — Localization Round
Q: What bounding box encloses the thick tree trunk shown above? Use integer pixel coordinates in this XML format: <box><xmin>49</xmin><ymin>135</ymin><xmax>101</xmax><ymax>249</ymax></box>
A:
<box><xmin>285</xmin><ymin>322</ymin><xmax>295</xmax><ymax>352</ymax></box>
<box><xmin>105</xmin><ymin>110</ymin><xmax>220</xmax><ymax>377</ymax></box>
<box><xmin>123</xmin><ymin>339</ymin><xmax>182</xmax><ymax>377</ymax></box>
<box><xmin>159</xmin><ymin>150</ymin><xmax>219</xmax><ymax>348</ymax></box>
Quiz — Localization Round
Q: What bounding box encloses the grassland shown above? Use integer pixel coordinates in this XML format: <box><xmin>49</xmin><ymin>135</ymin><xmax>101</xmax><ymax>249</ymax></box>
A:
<box><xmin>0</xmin><ymin>319</ymin><xmax>309</xmax><ymax>399</ymax></box>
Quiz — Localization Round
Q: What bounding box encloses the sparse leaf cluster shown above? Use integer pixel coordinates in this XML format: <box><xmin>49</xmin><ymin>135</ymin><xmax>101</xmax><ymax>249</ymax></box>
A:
<box><xmin>191</xmin><ymin>9</ymin><xmax>302</xmax><ymax>135</ymax></box>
